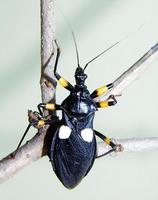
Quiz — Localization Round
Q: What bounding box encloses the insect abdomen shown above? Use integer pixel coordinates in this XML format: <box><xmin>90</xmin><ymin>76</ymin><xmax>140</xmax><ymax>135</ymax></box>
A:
<box><xmin>50</xmin><ymin>128</ymin><xmax>96</xmax><ymax>189</ymax></box>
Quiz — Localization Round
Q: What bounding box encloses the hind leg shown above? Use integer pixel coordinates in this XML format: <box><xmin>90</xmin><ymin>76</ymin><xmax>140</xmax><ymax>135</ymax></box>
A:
<box><xmin>95</xmin><ymin>130</ymin><xmax>123</xmax><ymax>158</ymax></box>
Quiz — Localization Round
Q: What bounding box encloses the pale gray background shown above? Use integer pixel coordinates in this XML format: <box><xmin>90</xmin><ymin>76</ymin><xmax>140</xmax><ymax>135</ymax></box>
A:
<box><xmin>1</xmin><ymin>0</ymin><xmax>158</xmax><ymax>199</ymax></box>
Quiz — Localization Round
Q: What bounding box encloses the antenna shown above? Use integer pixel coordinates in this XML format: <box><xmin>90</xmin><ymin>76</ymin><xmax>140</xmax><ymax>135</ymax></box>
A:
<box><xmin>83</xmin><ymin>41</ymin><xmax>119</xmax><ymax>71</ymax></box>
<box><xmin>83</xmin><ymin>23</ymin><xmax>144</xmax><ymax>71</ymax></box>
<box><xmin>71</xmin><ymin>31</ymin><xmax>80</xmax><ymax>67</ymax></box>
<box><xmin>57</xmin><ymin>8</ymin><xmax>80</xmax><ymax>67</ymax></box>
<box><xmin>57</xmin><ymin>7</ymin><xmax>144</xmax><ymax>72</ymax></box>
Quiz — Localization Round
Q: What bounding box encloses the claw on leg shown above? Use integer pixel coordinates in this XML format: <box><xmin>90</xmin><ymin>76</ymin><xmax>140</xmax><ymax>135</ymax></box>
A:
<box><xmin>115</xmin><ymin>144</ymin><xmax>124</xmax><ymax>152</ymax></box>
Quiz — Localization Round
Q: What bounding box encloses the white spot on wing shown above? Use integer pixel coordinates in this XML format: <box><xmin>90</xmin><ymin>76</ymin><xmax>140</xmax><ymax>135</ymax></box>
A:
<box><xmin>81</xmin><ymin>128</ymin><xmax>93</xmax><ymax>142</ymax></box>
<box><xmin>59</xmin><ymin>125</ymin><xmax>71</xmax><ymax>139</ymax></box>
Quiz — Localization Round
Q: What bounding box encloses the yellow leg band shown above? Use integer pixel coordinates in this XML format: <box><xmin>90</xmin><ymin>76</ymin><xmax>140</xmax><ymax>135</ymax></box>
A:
<box><xmin>46</xmin><ymin>103</ymin><xmax>55</xmax><ymax>110</ymax></box>
<box><xmin>96</xmin><ymin>85</ymin><xmax>108</xmax><ymax>96</ymax></box>
<box><xmin>58</xmin><ymin>77</ymin><xmax>69</xmax><ymax>87</ymax></box>
<box><xmin>38</xmin><ymin>120</ymin><xmax>45</xmax><ymax>126</ymax></box>
<box><xmin>104</xmin><ymin>137</ymin><xmax>111</xmax><ymax>145</ymax></box>
<box><xmin>99</xmin><ymin>101</ymin><xmax>109</xmax><ymax>108</ymax></box>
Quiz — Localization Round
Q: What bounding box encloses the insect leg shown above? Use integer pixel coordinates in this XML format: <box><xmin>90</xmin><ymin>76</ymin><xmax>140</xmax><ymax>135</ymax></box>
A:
<box><xmin>38</xmin><ymin>103</ymin><xmax>58</xmax><ymax>115</ymax></box>
<box><xmin>37</xmin><ymin>103</ymin><xmax>66</xmax><ymax>116</ymax></box>
<box><xmin>95</xmin><ymin>95</ymin><xmax>117</xmax><ymax>108</ymax></box>
<box><xmin>37</xmin><ymin>103</ymin><xmax>71</xmax><ymax>120</ymax></box>
<box><xmin>13</xmin><ymin>118</ymin><xmax>60</xmax><ymax>157</ymax></box>
<box><xmin>91</xmin><ymin>83</ymin><xmax>113</xmax><ymax>98</ymax></box>
<box><xmin>95</xmin><ymin>130</ymin><xmax>116</xmax><ymax>148</ymax></box>
<box><xmin>31</xmin><ymin>118</ymin><xmax>60</xmax><ymax>127</ymax></box>
<box><xmin>95</xmin><ymin>130</ymin><xmax>123</xmax><ymax>158</ymax></box>
<box><xmin>13</xmin><ymin>123</ymin><xmax>32</xmax><ymax>157</ymax></box>
<box><xmin>54</xmin><ymin>40</ymin><xmax>73</xmax><ymax>92</ymax></box>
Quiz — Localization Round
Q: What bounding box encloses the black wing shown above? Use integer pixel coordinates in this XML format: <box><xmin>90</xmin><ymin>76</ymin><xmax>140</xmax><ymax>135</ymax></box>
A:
<box><xmin>50</xmin><ymin>125</ymin><xmax>96</xmax><ymax>189</ymax></box>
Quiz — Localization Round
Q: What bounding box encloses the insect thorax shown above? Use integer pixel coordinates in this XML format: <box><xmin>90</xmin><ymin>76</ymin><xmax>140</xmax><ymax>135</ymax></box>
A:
<box><xmin>61</xmin><ymin>87</ymin><xmax>97</xmax><ymax>120</ymax></box>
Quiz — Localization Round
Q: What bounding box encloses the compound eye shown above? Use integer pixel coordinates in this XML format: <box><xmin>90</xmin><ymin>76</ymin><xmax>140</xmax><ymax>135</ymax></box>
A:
<box><xmin>80</xmin><ymin>75</ymin><xmax>87</xmax><ymax>80</ymax></box>
<box><xmin>84</xmin><ymin>74</ymin><xmax>87</xmax><ymax>79</ymax></box>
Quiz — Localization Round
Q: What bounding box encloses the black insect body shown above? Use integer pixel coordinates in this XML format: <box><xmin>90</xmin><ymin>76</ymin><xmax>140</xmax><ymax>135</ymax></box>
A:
<box><xmin>15</xmin><ymin>40</ymin><xmax>121</xmax><ymax>189</ymax></box>
<box><xmin>51</xmin><ymin>68</ymin><xmax>97</xmax><ymax>188</ymax></box>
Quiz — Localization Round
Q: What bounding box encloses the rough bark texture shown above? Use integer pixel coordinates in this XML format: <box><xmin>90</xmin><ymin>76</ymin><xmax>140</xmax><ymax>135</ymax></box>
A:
<box><xmin>97</xmin><ymin>137</ymin><xmax>158</xmax><ymax>157</ymax></box>
<box><xmin>0</xmin><ymin>0</ymin><xmax>56</xmax><ymax>184</ymax></box>
<box><xmin>40</xmin><ymin>0</ymin><xmax>56</xmax><ymax>104</ymax></box>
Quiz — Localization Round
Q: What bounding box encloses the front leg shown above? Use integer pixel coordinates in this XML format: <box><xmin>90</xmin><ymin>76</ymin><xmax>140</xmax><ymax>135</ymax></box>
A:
<box><xmin>54</xmin><ymin>40</ymin><xmax>73</xmax><ymax>92</ymax></box>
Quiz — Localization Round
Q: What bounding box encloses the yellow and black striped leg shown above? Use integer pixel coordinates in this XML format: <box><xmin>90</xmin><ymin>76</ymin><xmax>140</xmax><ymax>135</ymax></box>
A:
<box><xmin>96</xmin><ymin>95</ymin><xmax>117</xmax><ymax>108</ymax></box>
<box><xmin>38</xmin><ymin>103</ymin><xmax>59</xmax><ymax>116</ymax></box>
<box><xmin>95</xmin><ymin>130</ymin><xmax>116</xmax><ymax>149</ymax></box>
<box><xmin>95</xmin><ymin>130</ymin><xmax>117</xmax><ymax>158</ymax></box>
<box><xmin>54</xmin><ymin>40</ymin><xmax>73</xmax><ymax>92</ymax></box>
<box><xmin>91</xmin><ymin>83</ymin><xmax>113</xmax><ymax>98</ymax></box>
<box><xmin>13</xmin><ymin>118</ymin><xmax>60</xmax><ymax>157</ymax></box>
<box><xmin>37</xmin><ymin>103</ymin><xmax>70</xmax><ymax>118</ymax></box>
<box><xmin>95</xmin><ymin>130</ymin><xmax>123</xmax><ymax>158</ymax></box>
<box><xmin>32</xmin><ymin>118</ymin><xmax>60</xmax><ymax>127</ymax></box>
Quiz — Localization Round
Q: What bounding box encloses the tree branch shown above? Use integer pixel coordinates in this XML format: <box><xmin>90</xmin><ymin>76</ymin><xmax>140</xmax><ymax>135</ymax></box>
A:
<box><xmin>40</xmin><ymin>0</ymin><xmax>56</xmax><ymax>104</ymax></box>
<box><xmin>97</xmin><ymin>137</ymin><xmax>158</xmax><ymax>157</ymax></box>
<box><xmin>0</xmin><ymin>0</ymin><xmax>56</xmax><ymax>183</ymax></box>
<box><xmin>0</xmin><ymin>131</ymin><xmax>46</xmax><ymax>183</ymax></box>
<box><xmin>94</xmin><ymin>43</ymin><xmax>158</xmax><ymax>102</ymax></box>
<box><xmin>0</xmin><ymin>1</ymin><xmax>158</xmax><ymax>183</ymax></box>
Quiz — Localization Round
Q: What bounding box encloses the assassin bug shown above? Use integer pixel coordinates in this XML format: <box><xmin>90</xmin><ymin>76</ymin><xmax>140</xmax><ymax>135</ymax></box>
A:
<box><xmin>14</xmin><ymin>35</ymin><xmax>122</xmax><ymax>189</ymax></box>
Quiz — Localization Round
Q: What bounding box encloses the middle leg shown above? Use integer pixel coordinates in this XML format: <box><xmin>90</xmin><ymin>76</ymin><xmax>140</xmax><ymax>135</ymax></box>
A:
<box><xmin>13</xmin><ymin>117</ymin><xmax>60</xmax><ymax>157</ymax></box>
<box><xmin>91</xmin><ymin>83</ymin><xmax>113</xmax><ymax>98</ymax></box>
<box><xmin>37</xmin><ymin>103</ymin><xmax>70</xmax><ymax>118</ymax></box>
<box><xmin>96</xmin><ymin>95</ymin><xmax>117</xmax><ymax>108</ymax></box>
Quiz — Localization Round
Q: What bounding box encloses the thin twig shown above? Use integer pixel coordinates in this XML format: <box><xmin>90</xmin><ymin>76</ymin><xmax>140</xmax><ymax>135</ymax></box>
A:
<box><xmin>0</xmin><ymin>0</ymin><xmax>56</xmax><ymax>183</ymax></box>
<box><xmin>0</xmin><ymin>132</ymin><xmax>46</xmax><ymax>183</ymax></box>
<box><xmin>94</xmin><ymin>43</ymin><xmax>158</xmax><ymax>102</ymax></box>
<box><xmin>97</xmin><ymin>137</ymin><xmax>158</xmax><ymax>157</ymax></box>
<box><xmin>0</xmin><ymin>2</ymin><xmax>158</xmax><ymax>183</ymax></box>
<box><xmin>40</xmin><ymin>0</ymin><xmax>56</xmax><ymax>104</ymax></box>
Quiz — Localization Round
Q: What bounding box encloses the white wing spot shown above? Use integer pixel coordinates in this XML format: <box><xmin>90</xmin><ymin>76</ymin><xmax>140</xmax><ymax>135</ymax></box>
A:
<box><xmin>81</xmin><ymin>128</ymin><xmax>93</xmax><ymax>142</ymax></box>
<box><xmin>59</xmin><ymin>125</ymin><xmax>71</xmax><ymax>139</ymax></box>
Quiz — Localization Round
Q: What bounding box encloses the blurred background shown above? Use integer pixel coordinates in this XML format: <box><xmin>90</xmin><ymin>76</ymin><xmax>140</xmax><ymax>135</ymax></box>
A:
<box><xmin>0</xmin><ymin>0</ymin><xmax>158</xmax><ymax>199</ymax></box>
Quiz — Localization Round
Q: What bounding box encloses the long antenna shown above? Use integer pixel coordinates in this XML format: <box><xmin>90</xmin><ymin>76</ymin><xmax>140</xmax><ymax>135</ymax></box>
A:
<box><xmin>83</xmin><ymin>23</ymin><xmax>144</xmax><ymax>71</ymax></box>
<box><xmin>71</xmin><ymin>31</ymin><xmax>80</xmax><ymax>67</ymax></box>
<box><xmin>57</xmin><ymin>8</ymin><xmax>80</xmax><ymax>67</ymax></box>
<box><xmin>83</xmin><ymin>41</ymin><xmax>119</xmax><ymax>71</ymax></box>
